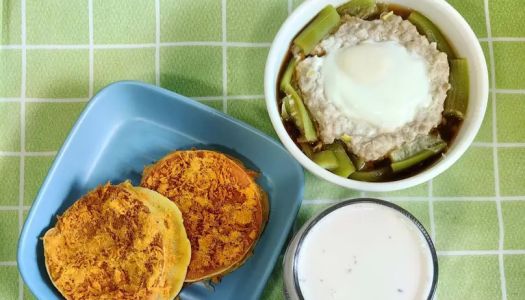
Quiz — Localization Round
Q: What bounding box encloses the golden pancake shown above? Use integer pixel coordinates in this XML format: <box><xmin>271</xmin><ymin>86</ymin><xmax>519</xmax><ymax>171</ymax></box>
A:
<box><xmin>43</xmin><ymin>182</ymin><xmax>191</xmax><ymax>300</ymax></box>
<box><xmin>141</xmin><ymin>150</ymin><xmax>269</xmax><ymax>282</ymax></box>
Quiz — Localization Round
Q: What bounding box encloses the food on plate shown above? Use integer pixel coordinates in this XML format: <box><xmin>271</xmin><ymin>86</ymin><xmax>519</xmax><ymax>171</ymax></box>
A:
<box><xmin>141</xmin><ymin>150</ymin><xmax>269</xmax><ymax>282</ymax></box>
<box><xmin>42</xmin><ymin>182</ymin><xmax>191</xmax><ymax>300</ymax></box>
<box><xmin>42</xmin><ymin>149</ymin><xmax>270</xmax><ymax>297</ymax></box>
<box><xmin>278</xmin><ymin>1</ymin><xmax>469</xmax><ymax>182</ymax></box>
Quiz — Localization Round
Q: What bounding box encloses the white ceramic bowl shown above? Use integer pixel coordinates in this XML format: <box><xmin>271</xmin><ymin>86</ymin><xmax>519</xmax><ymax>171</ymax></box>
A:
<box><xmin>264</xmin><ymin>0</ymin><xmax>489</xmax><ymax>192</ymax></box>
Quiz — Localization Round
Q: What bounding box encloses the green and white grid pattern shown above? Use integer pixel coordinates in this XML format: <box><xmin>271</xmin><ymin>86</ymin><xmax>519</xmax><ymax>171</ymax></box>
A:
<box><xmin>0</xmin><ymin>0</ymin><xmax>524</xmax><ymax>299</ymax></box>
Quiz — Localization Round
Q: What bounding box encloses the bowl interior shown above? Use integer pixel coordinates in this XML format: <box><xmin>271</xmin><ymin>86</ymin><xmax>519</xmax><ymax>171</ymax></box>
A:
<box><xmin>264</xmin><ymin>0</ymin><xmax>489</xmax><ymax>191</ymax></box>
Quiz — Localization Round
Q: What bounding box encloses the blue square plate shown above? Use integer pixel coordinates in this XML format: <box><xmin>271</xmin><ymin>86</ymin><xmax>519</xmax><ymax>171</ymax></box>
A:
<box><xmin>18</xmin><ymin>81</ymin><xmax>304</xmax><ymax>300</ymax></box>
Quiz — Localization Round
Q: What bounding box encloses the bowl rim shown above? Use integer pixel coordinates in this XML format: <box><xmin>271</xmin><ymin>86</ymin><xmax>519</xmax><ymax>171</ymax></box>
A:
<box><xmin>264</xmin><ymin>0</ymin><xmax>489</xmax><ymax>192</ymax></box>
<box><xmin>291</xmin><ymin>198</ymin><xmax>439</xmax><ymax>300</ymax></box>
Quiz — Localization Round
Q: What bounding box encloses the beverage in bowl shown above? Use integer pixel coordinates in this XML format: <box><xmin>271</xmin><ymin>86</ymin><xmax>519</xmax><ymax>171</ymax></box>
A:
<box><xmin>283</xmin><ymin>199</ymin><xmax>438</xmax><ymax>300</ymax></box>
<box><xmin>265</xmin><ymin>0</ymin><xmax>489</xmax><ymax>191</ymax></box>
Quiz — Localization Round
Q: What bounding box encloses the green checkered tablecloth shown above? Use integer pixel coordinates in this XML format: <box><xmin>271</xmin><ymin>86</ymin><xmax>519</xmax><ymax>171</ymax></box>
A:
<box><xmin>1</xmin><ymin>0</ymin><xmax>524</xmax><ymax>299</ymax></box>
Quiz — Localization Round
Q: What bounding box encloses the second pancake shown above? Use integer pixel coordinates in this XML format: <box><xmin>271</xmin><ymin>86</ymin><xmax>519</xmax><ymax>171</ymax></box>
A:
<box><xmin>141</xmin><ymin>150</ymin><xmax>269</xmax><ymax>282</ymax></box>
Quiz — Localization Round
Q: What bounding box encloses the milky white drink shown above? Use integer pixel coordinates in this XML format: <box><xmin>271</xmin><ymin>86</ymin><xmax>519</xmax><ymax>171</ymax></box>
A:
<box><xmin>296</xmin><ymin>202</ymin><xmax>434</xmax><ymax>300</ymax></box>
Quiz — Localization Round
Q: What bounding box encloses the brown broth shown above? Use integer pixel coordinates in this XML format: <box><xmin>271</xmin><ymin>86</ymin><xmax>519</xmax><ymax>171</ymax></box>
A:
<box><xmin>438</xmin><ymin>114</ymin><xmax>463</xmax><ymax>145</ymax></box>
<box><xmin>277</xmin><ymin>2</ymin><xmax>463</xmax><ymax>182</ymax></box>
<box><xmin>385</xmin><ymin>4</ymin><xmax>412</xmax><ymax>19</ymax></box>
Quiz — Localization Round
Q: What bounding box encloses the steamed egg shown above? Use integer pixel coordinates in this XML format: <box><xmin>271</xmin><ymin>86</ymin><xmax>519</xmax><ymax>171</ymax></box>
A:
<box><xmin>322</xmin><ymin>41</ymin><xmax>431</xmax><ymax>131</ymax></box>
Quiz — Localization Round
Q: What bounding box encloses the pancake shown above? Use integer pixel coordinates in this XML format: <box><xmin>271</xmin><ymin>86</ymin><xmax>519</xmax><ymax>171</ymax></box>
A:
<box><xmin>43</xmin><ymin>182</ymin><xmax>191</xmax><ymax>300</ymax></box>
<box><xmin>141</xmin><ymin>150</ymin><xmax>269</xmax><ymax>282</ymax></box>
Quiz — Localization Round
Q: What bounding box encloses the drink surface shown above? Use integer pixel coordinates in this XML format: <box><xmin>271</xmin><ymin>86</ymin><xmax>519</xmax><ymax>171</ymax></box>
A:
<box><xmin>297</xmin><ymin>202</ymin><xmax>433</xmax><ymax>300</ymax></box>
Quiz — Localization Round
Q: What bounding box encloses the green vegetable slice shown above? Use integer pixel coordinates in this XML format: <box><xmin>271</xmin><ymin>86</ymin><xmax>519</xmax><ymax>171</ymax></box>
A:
<box><xmin>285</xmin><ymin>85</ymin><xmax>318</xmax><ymax>142</ymax></box>
<box><xmin>280</xmin><ymin>59</ymin><xmax>298</xmax><ymax>92</ymax></box>
<box><xmin>391</xmin><ymin>142</ymin><xmax>447</xmax><ymax>173</ymax></box>
<box><xmin>337</xmin><ymin>0</ymin><xmax>377</xmax><ymax>18</ymax></box>
<box><xmin>389</xmin><ymin>135</ymin><xmax>444</xmax><ymax>162</ymax></box>
<box><xmin>312</xmin><ymin>150</ymin><xmax>339</xmax><ymax>170</ymax></box>
<box><xmin>349</xmin><ymin>154</ymin><xmax>367</xmax><ymax>171</ymax></box>
<box><xmin>408</xmin><ymin>11</ymin><xmax>455</xmax><ymax>58</ymax></box>
<box><xmin>349</xmin><ymin>167</ymin><xmax>391</xmax><ymax>182</ymax></box>
<box><xmin>282</xmin><ymin>95</ymin><xmax>302</xmax><ymax>129</ymax></box>
<box><xmin>445</xmin><ymin>59</ymin><xmax>469</xmax><ymax>118</ymax></box>
<box><xmin>294</xmin><ymin>5</ymin><xmax>341</xmax><ymax>55</ymax></box>
<box><xmin>340</xmin><ymin>134</ymin><xmax>352</xmax><ymax>143</ymax></box>
<box><xmin>326</xmin><ymin>143</ymin><xmax>356</xmax><ymax>177</ymax></box>
<box><xmin>281</xmin><ymin>96</ymin><xmax>291</xmax><ymax>121</ymax></box>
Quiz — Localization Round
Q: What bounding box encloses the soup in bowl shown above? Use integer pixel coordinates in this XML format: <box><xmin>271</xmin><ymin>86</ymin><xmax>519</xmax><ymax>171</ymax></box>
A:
<box><xmin>264</xmin><ymin>0</ymin><xmax>488</xmax><ymax>191</ymax></box>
